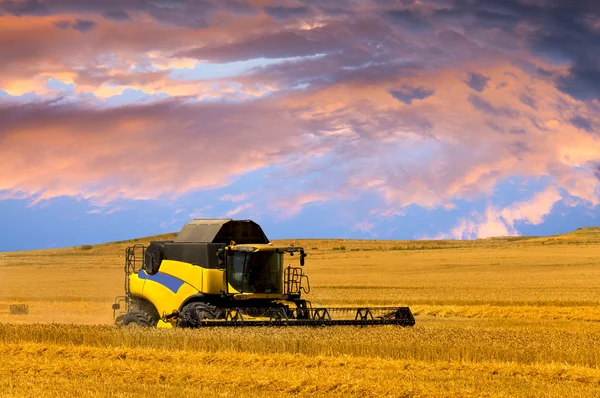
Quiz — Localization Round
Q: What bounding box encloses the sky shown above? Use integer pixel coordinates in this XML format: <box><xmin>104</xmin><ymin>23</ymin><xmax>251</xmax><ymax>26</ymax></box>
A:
<box><xmin>1</xmin><ymin>0</ymin><xmax>600</xmax><ymax>251</ymax></box>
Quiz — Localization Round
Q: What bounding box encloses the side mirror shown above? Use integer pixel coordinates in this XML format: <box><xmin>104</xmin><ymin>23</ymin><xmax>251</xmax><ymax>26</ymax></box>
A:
<box><xmin>217</xmin><ymin>249</ymin><xmax>225</xmax><ymax>266</ymax></box>
<box><xmin>112</xmin><ymin>303</ymin><xmax>120</xmax><ymax>310</ymax></box>
<box><xmin>300</xmin><ymin>249</ymin><xmax>307</xmax><ymax>266</ymax></box>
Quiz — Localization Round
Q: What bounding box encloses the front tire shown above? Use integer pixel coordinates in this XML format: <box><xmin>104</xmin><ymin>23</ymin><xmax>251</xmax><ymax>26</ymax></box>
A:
<box><xmin>117</xmin><ymin>310</ymin><xmax>156</xmax><ymax>327</ymax></box>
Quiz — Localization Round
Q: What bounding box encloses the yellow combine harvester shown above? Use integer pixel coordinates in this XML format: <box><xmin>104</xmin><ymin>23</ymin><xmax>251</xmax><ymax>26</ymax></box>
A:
<box><xmin>112</xmin><ymin>219</ymin><xmax>414</xmax><ymax>327</ymax></box>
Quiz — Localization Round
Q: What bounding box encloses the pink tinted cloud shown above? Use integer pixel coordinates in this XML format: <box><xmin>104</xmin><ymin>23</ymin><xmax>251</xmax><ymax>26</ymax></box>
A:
<box><xmin>437</xmin><ymin>186</ymin><xmax>563</xmax><ymax>240</ymax></box>
<box><xmin>3</xmin><ymin>61</ymin><xmax>599</xmax><ymax>216</ymax></box>
<box><xmin>273</xmin><ymin>192</ymin><xmax>332</xmax><ymax>218</ymax></box>
<box><xmin>352</xmin><ymin>220</ymin><xmax>376</xmax><ymax>234</ymax></box>
<box><xmin>225</xmin><ymin>203</ymin><xmax>254</xmax><ymax>217</ymax></box>
<box><xmin>219</xmin><ymin>193</ymin><xmax>250</xmax><ymax>202</ymax></box>
<box><xmin>0</xmin><ymin>0</ymin><xmax>599</xmax><ymax>224</ymax></box>
<box><xmin>0</xmin><ymin>98</ymin><xmax>312</xmax><ymax>203</ymax></box>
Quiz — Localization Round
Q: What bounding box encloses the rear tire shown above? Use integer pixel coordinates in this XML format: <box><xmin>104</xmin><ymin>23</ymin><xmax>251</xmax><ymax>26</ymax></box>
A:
<box><xmin>117</xmin><ymin>311</ymin><xmax>155</xmax><ymax>327</ymax></box>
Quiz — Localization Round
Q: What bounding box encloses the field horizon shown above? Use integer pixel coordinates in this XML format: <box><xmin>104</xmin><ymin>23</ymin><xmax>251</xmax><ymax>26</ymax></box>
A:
<box><xmin>6</xmin><ymin>225</ymin><xmax>600</xmax><ymax>254</ymax></box>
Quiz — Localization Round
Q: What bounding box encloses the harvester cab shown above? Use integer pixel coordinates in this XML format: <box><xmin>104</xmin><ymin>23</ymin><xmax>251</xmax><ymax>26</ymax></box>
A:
<box><xmin>113</xmin><ymin>219</ymin><xmax>414</xmax><ymax>327</ymax></box>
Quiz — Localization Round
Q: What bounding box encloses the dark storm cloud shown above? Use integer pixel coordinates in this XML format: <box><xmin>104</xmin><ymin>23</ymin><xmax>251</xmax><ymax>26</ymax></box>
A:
<box><xmin>236</xmin><ymin>19</ymin><xmax>415</xmax><ymax>88</ymax></box>
<box><xmin>389</xmin><ymin>86</ymin><xmax>435</xmax><ymax>105</ymax></box>
<box><xmin>1</xmin><ymin>0</ymin><xmax>47</xmax><ymax>16</ymax></box>
<box><xmin>102</xmin><ymin>10</ymin><xmax>132</xmax><ymax>22</ymax></box>
<box><xmin>52</xmin><ymin>19</ymin><xmax>96</xmax><ymax>33</ymax></box>
<box><xmin>521</xmin><ymin>3</ymin><xmax>600</xmax><ymax>100</ymax></box>
<box><xmin>570</xmin><ymin>115</ymin><xmax>594</xmax><ymax>132</ymax></box>
<box><xmin>220</xmin><ymin>0</ymin><xmax>258</xmax><ymax>16</ymax></box>
<box><xmin>519</xmin><ymin>94</ymin><xmax>537</xmax><ymax>110</ymax></box>
<box><xmin>146</xmin><ymin>1</ymin><xmax>213</xmax><ymax>28</ymax></box>
<box><xmin>556</xmin><ymin>67</ymin><xmax>600</xmax><ymax>102</ymax></box>
<box><xmin>1</xmin><ymin>0</ymin><xmax>599</xmax><ymax>102</ymax></box>
<box><xmin>73</xmin><ymin>19</ymin><xmax>96</xmax><ymax>33</ymax></box>
<box><xmin>1</xmin><ymin>0</ymin><xmax>224</xmax><ymax>28</ymax></box>
<box><xmin>594</xmin><ymin>163</ymin><xmax>600</xmax><ymax>181</ymax></box>
<box><xmin>433</xmin><ymin>1</ymin><xmax>523</xmax><ymax>32</ymax></box>
<box><xmin>179</xmin><ymin>28</ymin><xmax>342</xmax><ymax>62</ymax></box>
<box><xmin>510</xmin><ymin>141</ymin><xmax>530</xmax><ymax>156</ymax></box>
<box><xmin>486</xmin><ymin>121</ymin><xmax>504</xmax><ymax>134</ymax></box>
<box><xmin>385</xmin><ymin>9</ymin><xmax>431</xmax><ymax>32</ymax></box>
<box><xmin>508</xmin><ymin>128</ymin><xmax>526</xmax><ymax>135</ymax></box>
<box><xmin>465</xmin><ymin>72</ymin><xmax>491</xmax><ymax>92</ymax></box>
<box><xmin>74</xmin><ymin>68</ymin><xmax>169</xmax><ymax>87</ymax></box>
<box><xmin>426</xmin><ymin>0</ymin><xmax>600</xmax><ymax>100</ymax></box>
<box><xmin>264</xmin><ymin>6</ymin><xmax>311</xmax><ymax>21</ymax></box>
<box><xmin>468</xmin><ymin>94</ymin><xmax>518</xmax><ymax>118</ymax></box>
<box><xmin>53</xmin><ymin>20</ymin><xmax>71</xmax><ymax>30</ymax></box>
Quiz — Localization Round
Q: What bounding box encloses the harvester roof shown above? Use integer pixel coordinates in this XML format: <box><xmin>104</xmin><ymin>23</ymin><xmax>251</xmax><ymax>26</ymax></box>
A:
<box><xmin>173</xmin><ymin>219</ymin><xmax>270</xmax><ymax>244</ymax></box>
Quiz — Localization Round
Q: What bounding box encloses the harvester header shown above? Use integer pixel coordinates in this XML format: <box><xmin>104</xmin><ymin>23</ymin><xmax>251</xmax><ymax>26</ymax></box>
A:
<box><xmin>113</xmin><ymin>219</ymin><xmax>414</xmax><ymax>328</ymax></box>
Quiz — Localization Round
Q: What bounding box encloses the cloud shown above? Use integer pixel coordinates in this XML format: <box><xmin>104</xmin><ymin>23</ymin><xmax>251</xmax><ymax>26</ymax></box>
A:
<box><xmin>53</xmin><ymin>20</ymin><xmax>71</xmax><ymax>30</ymax></box>
<box><xmin>442</xmin><ymin>208</ymin><xmax>518</xmax><ymax>240</ymax></box>
<box><xmin>53</xmin><ymin>19</ymin><xmax>96</xmax><ymax>33</ymax></box>
<box><xmin>102</xmin><ymin>10</ymin><xmax>132</xmax><ymax>22</ymax></box>
<box><xmin>225</xmin><ymin>203</ymin><xmax>254</xmax><ymax>217</ymax></box>
<box><xmin>570</xmin><ymin>116</ymin><xmax>594</xmax><ymax>132</ymax></box>
<box><xmin>465</xmin><ymin>72</ymin><xmax>491</xmax><ymax>92</ymax></box>
<box><xmin>439</xmin><ymin>186</ymin><xmax>563</xmax><ymax>239</ymax></box>
<box><xmin>0</xmin><ymin>98</ymin><xmax>313</xmax><ymax>203</ymax></box>
<box><xmin>0</xmin><ymin>0</ymin><xmax>600</xmax><ymax>228</ymax></box>
<box><xmin>178</xmin><ymin>28</ymin><xmax>341</xmax><ymax>63</ymax></box>
<box><xmin>352</xmin><ymin>220</ymin><xmax>376</xmax><ymax>234</ymax></box>
<box><xmin>1</xmin><ymin>0</ymin><xmax>48</xmax><ymax>16</ymax></box>
<box><xmin>500</xmin><ymin>186</ymin><xmax>563</xmax><ymax>226</ymax></box>
<box><xmin>72</xmin><ymin>19</ymin><xmax>96</xmax><ymax>33</ymax></box>
<box><xmin>468</xmin><ymin>94</ymin><xmax>519</xmax><ymax>118</ymax></box>
<box><xmin>264</xmin><ymin>6</ymin><xmax>311</xmax><ymax>21</ymax></box>
<box><xmin>519</xmin><ymin>94</ymin><xmax>538</xmax><ymax>110</ymax></box>
<box><xmin>385</xmin><ymin>9</ymin><xmax>431</xmax><ymax>32</ymax></box>
<box><xmin>219</xmin><ymin>193</ymin><xmax>249</xmax><ymax>202</ymax></box>
<box><xmin>388</xmin><ymin>85</ymin><xmax>435</xmax><ymax>105</ymax></box>
<box><xmin>274</xmin><ymin>192</ymin><xmax>331</xmax><ymax>217</ymax></box>
<box><xmin>556</xmin><ymin>67</ymin><xmax>600</xmax><ymax>101</ymax></box>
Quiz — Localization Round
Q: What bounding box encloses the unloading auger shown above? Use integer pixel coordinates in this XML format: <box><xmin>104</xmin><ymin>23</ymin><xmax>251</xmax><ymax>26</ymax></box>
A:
<box><xmin>112</xmin><ymin>219</ymin><xmax>415</xmax><ymax>328</ymax></box>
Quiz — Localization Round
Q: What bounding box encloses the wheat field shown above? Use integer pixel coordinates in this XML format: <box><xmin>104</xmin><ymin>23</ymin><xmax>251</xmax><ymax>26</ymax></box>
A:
<box><xmin>0</xmin><ymin>228</ymin><xmax>599</xmax><ymax>396</ymax></box>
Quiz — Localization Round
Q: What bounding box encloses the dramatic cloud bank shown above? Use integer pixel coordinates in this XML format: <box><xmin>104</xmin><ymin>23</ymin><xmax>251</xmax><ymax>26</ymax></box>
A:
<box><xmin>1</xmin><ymin>0</ymin><xmax>599</xmax><ymax>240</ymax></box>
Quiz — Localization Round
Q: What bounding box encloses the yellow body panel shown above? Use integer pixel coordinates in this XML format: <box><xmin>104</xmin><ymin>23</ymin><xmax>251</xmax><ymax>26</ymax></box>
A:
<box><xmin>202</xmin><ymin>268</ymin><xmax>226</xmax><ymax>294</ymax></box>
<box><xmin>156</xmin><ymin>320</ymin><xmax>174</xmax><ymax>328</ymax></box>
<box><xmin>128</xmin><ymin>260</ymin><xmax>227</xmax><ymax>316</ymax></box>
<box><xmin>140</xmin><ymin>279</ymin><xmax>193</xmax><ymax>316</ymax></box>
<box><xmin>234</xmin><ymin>293</ymin><xmax>286</xmax><ymax>300</ymax></box>
<box><xmin>129</xmin><ymin>273</ymin><xmax>145</xmax><ymax>297</ymax></box>
<box><xmin>128</xmin><ymin>269</ymin><xmax>200</xmax><ymax>316</ymax></box>
<box><xmin>158</xmin><ymin>260</ymin><xmax>204</xmax><ymax>291</ymax></box>
<box><xmin>228</xmin><ymin>283</ymin><xmax>240</xmax><ymax>294</ymax></box>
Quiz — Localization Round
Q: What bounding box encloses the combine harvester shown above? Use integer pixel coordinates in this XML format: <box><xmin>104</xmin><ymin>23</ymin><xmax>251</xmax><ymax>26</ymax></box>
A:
<box><xmin>113</xmin><ymin>219</ymin><xmax>415</xmax><ymax>328</ymax></box>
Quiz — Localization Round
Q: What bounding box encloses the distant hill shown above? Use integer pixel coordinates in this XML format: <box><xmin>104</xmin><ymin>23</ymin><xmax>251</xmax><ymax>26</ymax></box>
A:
<box><xmin>2</xmin><ymin>227</ymin><xmax>599</xmax><ymax>255</ymax></box>
<box><xmin>70</xmin><ymin>226</ymin><xmax>600</xmax><ymax>254</ymax></box>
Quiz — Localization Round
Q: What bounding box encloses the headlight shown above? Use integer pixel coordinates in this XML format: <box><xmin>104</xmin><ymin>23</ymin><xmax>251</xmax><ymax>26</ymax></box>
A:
<box><xmin>235</xmin><ymin>246</ymin><xmax>257</xmax><ymax>252</ymax></box>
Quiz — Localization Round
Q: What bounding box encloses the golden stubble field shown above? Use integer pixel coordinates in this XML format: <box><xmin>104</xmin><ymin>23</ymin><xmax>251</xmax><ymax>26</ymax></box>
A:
<box><xmin>1</xmin><ymin>228</ymin><xmax>600</xmax><ymax>397</ymax></box>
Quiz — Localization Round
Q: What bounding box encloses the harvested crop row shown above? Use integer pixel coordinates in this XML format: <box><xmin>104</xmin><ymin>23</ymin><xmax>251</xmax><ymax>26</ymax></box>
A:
<box><xmin>1</xmin><ymin>324</ymin><xmax>599</xmax><ymax>367</ymax></box>
<box><xmin>1</xmin><ymin>341</ymin><xmax>600</xmax><ymax>398</ymax></box>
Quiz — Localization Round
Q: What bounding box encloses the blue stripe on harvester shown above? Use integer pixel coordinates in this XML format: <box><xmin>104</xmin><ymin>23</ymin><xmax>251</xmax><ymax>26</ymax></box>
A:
<box><xmin>138</xmin><ymin>269</ymin><xmax>185</xmax><ymax>293</ymax></box>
